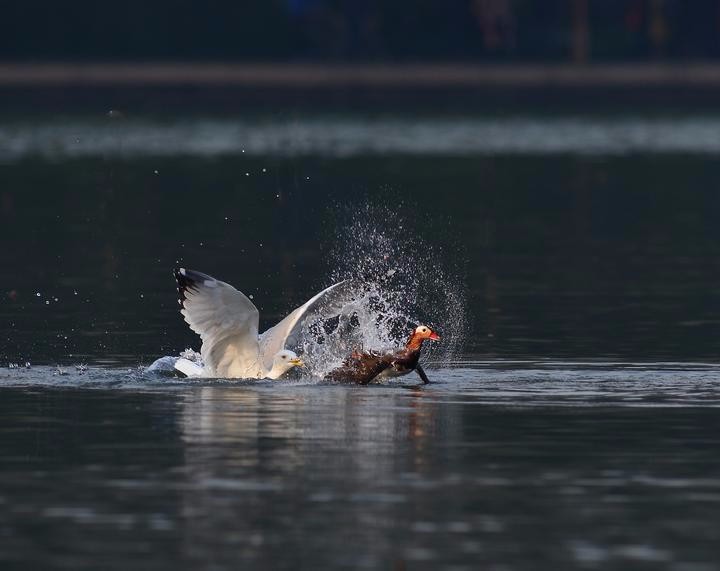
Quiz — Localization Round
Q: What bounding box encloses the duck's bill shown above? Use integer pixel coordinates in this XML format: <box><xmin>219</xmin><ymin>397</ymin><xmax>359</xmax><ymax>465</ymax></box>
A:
<box><xmin>429</xmin><ymin>332</ymin><xmax>441</xmax><ymax>341</ymax></box>
<box><xmin>290</xmin><ymin>358</ymin><xmax>305</xmax><ymax>366</ymax></box>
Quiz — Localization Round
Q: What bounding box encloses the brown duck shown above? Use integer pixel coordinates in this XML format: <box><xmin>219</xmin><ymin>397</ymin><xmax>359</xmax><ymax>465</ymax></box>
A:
<box><xmin>325</xmin><ymin>325</ymin><xmax>440</xmax><ymax>385</ymax></box>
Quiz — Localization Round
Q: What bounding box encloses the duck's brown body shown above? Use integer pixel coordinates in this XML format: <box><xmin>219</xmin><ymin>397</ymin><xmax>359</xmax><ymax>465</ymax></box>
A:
<box><xmin>325</xmin><ymin>326</ymin><xmax>440</xmax><ymax>385</ymax></box>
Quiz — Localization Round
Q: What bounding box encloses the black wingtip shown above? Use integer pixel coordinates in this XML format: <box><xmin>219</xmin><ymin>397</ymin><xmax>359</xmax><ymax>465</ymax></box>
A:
<box><xmin>175</xmin><ymin>267</ymin><xmax>195</xmax><ymax>308</ymax></box>
<box><xmin>175</xmin><ymin>268</ymin><xmax>218</xmax><ymax>308</ymax></box>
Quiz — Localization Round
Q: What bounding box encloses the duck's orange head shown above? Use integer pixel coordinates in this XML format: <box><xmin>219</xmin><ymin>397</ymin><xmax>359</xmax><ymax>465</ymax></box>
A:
<box><xmin>409</xmin><ymin>325</ymin><xmax>441</xmax><ymax>346</ymax></box>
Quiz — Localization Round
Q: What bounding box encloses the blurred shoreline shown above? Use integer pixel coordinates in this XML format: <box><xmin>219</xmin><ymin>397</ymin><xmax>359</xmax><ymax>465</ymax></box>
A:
<box><xmin>4</xmin><ymin>62</ymin><xmax>720</xmax><ymax>87</ymax></box>
<box><xmin>5</xmin><ymin>63</ymin><xmax>720</xmax><ymax>113</ymax></box>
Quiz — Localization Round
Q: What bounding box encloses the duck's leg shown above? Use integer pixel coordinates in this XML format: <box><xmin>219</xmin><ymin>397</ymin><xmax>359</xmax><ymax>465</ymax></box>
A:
<box><xmin>415</xmin><ymin>364</ymin><xmax>431</xmax><ymax>384</ymax></box>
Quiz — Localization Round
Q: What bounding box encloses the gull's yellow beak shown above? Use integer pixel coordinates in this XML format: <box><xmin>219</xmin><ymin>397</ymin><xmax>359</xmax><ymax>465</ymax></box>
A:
<box><xmin>290</xmin><ymin>358</ymin><xmax>305</xmax><ymax>367</ymax></box>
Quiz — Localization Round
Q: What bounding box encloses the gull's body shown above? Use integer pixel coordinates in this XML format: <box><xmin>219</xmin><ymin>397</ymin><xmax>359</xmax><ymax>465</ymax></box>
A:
<box><xmin>175</xmin><ymin>268</ymin><xmax>350</xmax><ymax>379</ymax></box>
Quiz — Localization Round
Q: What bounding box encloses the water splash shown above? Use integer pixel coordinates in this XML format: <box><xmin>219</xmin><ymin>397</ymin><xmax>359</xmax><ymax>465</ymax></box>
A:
<box><xmin>297</xmin><ymin>202</ymin><xmax>468</xmax><ymax>377</ymax></box>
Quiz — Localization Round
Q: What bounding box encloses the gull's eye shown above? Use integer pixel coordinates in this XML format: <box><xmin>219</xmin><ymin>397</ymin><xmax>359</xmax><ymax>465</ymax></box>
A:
<box><xmin>282</xmin><ymin>355</ymin><xmax>287</xmax><ymax>359</ymax></box>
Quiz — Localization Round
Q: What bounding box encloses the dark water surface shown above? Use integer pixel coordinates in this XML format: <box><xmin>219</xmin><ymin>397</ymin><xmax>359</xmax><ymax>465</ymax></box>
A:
<box><xmin>1</xmin><ymin>364</ymin><xmax>720</xmax><ymax>570</ymax></box>
<box><xmin>2</xmin><ymin>112</ymin><xmax>720</xmax><ymax>569</ymax></box>
<box><xmin>4</xmin><ymin>115</ymin><xmax>720</xmax><ymax>362</ymax></box>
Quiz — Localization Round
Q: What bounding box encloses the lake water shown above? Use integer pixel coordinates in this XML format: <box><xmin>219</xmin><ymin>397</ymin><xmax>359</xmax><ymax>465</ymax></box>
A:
<box><xmin>2</xmin><ymin>111</ymin><xmax>720</xmax><ymax>569</ymax></box>
<box><xmin>2</xmin><ymin>364</ymin><xmax>720</xmax><ymax>570</ymax></box>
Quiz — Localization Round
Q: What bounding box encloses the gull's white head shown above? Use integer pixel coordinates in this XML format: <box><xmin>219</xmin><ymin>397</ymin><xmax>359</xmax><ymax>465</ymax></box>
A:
<box><xmin>267</xmin><ymin>349</ymin><xmax>305</xmax><ymax>379</ymax></box>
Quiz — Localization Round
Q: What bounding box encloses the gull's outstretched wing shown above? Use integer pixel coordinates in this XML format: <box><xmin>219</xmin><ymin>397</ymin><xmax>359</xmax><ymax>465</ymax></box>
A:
<box><xmin>258</xmin><ymin>280</ymin><xmax>358</xmax><ymax>370</ymax></box>
<box><xmin>176</xmin><ymin>268</ymin><xmax>261</xmax><ymax>377</ymax></box>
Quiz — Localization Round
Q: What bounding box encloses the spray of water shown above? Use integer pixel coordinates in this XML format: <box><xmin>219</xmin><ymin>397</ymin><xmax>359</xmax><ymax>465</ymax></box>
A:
<box><xmin>296</xmin><ymin>202</ymin><xmax>468</xmax><ymax>377</ymax></box>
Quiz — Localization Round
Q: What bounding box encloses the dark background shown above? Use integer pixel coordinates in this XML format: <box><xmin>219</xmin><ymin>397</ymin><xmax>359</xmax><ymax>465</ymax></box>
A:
<box><xmin>4</xmin><ymin>0</ymin><xmax>720</xmax><ymax>63</ymax></box>
<box><xmin>4</xmin><ymin>0</ymin><xmax>720</xmax><ymax>364</ymax></box>
<box><xmin>4</xmin><ymin>153</ymin><xmax>720</xmax><ymax>364</ymax></box>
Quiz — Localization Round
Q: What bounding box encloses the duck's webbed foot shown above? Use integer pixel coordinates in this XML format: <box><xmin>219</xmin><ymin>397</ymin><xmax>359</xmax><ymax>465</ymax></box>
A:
<box><xmin>415</xmin><ymin>364</ymin><xmax>431</xmax><ymax>385</ymax></box>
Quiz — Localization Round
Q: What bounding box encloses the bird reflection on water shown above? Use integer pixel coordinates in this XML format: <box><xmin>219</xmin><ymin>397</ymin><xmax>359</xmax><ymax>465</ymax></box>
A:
<box><xmin>176</xmin><ymin>385</ymin><xmax>450</xmax><ymax>568</ymax></box>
